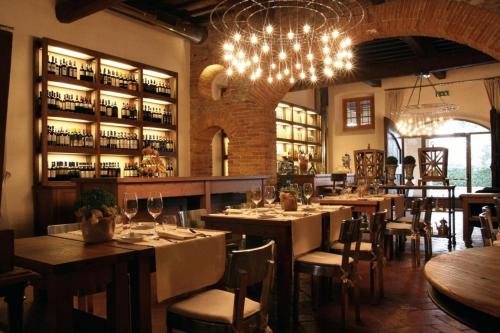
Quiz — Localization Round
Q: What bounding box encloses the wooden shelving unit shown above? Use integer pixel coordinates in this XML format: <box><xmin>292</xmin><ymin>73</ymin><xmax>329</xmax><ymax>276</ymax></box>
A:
<box><xmin>33</xmin><ymin>38</ymin><xmax>180</xmax><ymax>233</ymax></box>
<box><xmin>275</xmin><ymin>102</ymin><xmax>323</xmax><ymax>172</ymax></box>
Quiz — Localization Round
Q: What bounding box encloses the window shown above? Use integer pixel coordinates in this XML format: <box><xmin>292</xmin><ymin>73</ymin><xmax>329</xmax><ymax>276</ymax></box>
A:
<box><xmin>343</xmin><ymin>96</ymin><xmax>375</xmax><ymax>130</ymax></box>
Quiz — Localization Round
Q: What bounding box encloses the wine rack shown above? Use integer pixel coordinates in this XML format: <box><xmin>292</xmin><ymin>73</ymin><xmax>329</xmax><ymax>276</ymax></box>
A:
<box><xmin>275</xmin><ymin>102</ymin><xmax>323</xmax><ymax>173</ymax></box>
<box><xmin>34</xmin><ymin>38</ymin><xmax>179</xmax><ymax>188</ymax></box>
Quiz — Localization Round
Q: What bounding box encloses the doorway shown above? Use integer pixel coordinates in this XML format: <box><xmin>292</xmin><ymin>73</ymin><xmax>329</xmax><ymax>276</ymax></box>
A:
<box><xmin>211</xmin><ymin>130</ymin><xmax>229</xmax><ymax>176</ymax></box>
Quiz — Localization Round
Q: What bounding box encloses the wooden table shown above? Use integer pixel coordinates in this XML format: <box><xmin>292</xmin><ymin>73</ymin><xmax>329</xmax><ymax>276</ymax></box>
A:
<box><xmin>202</xmin><ymin>208</ymin><xmax>351</xmax><ymax>328</ymax></box>
<box><xmin>460</xmin><ymin>193</ymin><xmax>499</xmax><ymax>248</ymax></box>
<box><xmin>319</xmin><ymin>196</ymin><xmax>391</xmax><ymax>221</ymax></box>
<box><xmin>0</xmin><ymin>267</ymin><xmax>38</xmax><ymax>333</ymax></box>
<box><xmin>14</xmin><ymin>236</ymin><xmax>136</xmax><ymax>333</ymax></box>
<box><xmin>424</xmin><ymin>247</ymin><xmax>500</xmax><ymax>330</ymax></box>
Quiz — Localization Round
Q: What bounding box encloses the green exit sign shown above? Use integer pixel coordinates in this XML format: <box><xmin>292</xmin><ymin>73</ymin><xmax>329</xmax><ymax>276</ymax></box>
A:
<box><xmin>436</xmin><ymin>90</ymin><xmax>449</xmax><ymax>97</ymax></box>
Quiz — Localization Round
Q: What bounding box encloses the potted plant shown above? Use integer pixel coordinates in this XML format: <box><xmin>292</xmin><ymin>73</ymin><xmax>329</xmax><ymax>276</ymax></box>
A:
<box><xmin>386</xmin><ymin>156</ymin><xmax>399</xmax><ymax>185</ymax></box>
<box><xmin>279</xmin><ymin>185</ymin><xmax>299</xmax><ymax>211</ymax></box>
<box><xmin>75</xmin><ymin>188</ymin><xmax>121</xmax><ymax>243</ymax></box>
<box><xmin>403</xmin><ymin>155</ymin><xmax>416</xmax><ymax>186</ymax></box>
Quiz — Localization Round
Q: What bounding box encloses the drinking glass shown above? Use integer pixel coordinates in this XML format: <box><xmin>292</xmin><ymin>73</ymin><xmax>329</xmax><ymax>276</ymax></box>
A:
<box><xmin>250</xmin><ymin>186</ymin><xmax>262</xmax><ymax>212</ymax></box>
<box><xmin>264</xmin><ymin>185</ymin><xmax>275</xmax><ymax>207</ymax></box>
<box><xmin>147</xmin><ymin>191</ymin><xmax>163</xmax><ymax>239</ymax></box>
<box><xmin>303</xmin><ymin>183</ymin><xmax>314</xmax><ymax>206</ymax></box>
<box><xmin>123</xmin><ymin>192</ymin><xmax>138</xmax><ymax>237</ymax></box>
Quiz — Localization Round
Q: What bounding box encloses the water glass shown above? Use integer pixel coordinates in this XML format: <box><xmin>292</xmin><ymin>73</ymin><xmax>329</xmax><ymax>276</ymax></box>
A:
<box><xmin>147</xmin><ymin>192</ymin><xmax>163</xmax><ymax>239</ymax></box>
<box><xmin>264</xmin><ymin>185</ymin><xmax>275</xmax><ymax>207</ymax></box>
<box><xmin>250</xmin><ymin>186</ymin><xmax>262</xmax><ymax>211</ymax></box>
<box><xmin>123</xmin><ymin>192</ymin><xmax>138</xmax><ymax>237</ymax></box>
<box><xmin>303</xmin><ymin>183</ymin><xmax>313</xmax><ymax>205</ymax></box>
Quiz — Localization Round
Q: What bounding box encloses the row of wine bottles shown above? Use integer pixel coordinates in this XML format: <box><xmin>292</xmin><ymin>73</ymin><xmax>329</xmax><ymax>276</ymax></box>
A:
<box><xmin>47</xmin><ymin>56</ymin><xmax>95</xmax><ymax>82</ymax></box>
<box><xmin>46</xmin><ymin>91</ymin><xmax>95</xmax><ymax>114</ymax></box>
<box><xmin>100</xmin><ymin>68</ymin><xmax>138</xmax><ymax>91</ymax></box>
<box><xmin>143</xmin><ymin>134</ymin><xmax>175</xmax><ymax>153</ymax></box>
<box><xmin>99</xmin><ymin>100</ymin><xmax>138</xmax><ymax>120</ymax></box>
<box><xmin>48</xmin><ymin>160</ymin><xmax>176</xmax><ymax>181</ymax></box>
<box><xmin>100</xmin><ymin>131</ymin><xmax>139</xmax><ymax>150</ymax></box>
<box><xmin>143</xmin><ymin>79</ymin><xmax>171</xmax><ymax>97</ymax></box>
<box><xmin>47</xmin><ymin>126</ymin><xmax>94</xmax><ymax>148</ymax></box>
<box><xmin>143</xmin><ymin>105</ymin><xmax>174</xmax><ymax>125</ymax></box>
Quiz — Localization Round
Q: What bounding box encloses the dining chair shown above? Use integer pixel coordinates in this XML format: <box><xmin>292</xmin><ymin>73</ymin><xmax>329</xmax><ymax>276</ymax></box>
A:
<box><xmin>47</xmin><ymin>222</ymin><xmax>96</xmax><ymax>312</ymax></box>
<box><xmin>479</xmin><ymin>206</ymin><xmax>499</xmax><ymax>247</ymax></box>
<box><xmin>385</xmin><ymin>199</ymin><xmax>422</xmax><ymax>267</ymax></box>
<box><xmin>293</xmin><ymin>218</ymin><xmax>362</xmax><ymax>330</ymax></box>
<box><xmin>331</xmin><ymin>211</ymin><xmax>387</xmax><ymax>304</ymax></box>
<box><xmin>166</xmin><ymin>240</ymin><xmax>275</xmax><ymax>333</ymax></box>
<box><xmin>178</xmin><ymin>208</ymin><xmax>208</xmax><ymax>228</ymax></box>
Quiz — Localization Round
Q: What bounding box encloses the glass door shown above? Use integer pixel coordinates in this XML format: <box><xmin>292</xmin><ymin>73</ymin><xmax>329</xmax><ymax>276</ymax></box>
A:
<box><xmin>471</xmin><ymin>133</ymin><xmax>492</xmax><ymax>192</ymax></box>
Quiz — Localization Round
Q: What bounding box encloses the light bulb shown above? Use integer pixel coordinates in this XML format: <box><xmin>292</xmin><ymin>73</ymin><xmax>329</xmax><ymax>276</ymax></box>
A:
<box><xmin>255</xmin><ymin>67</ymin><xmax>262</xmax><ymax>77</ymax></box>
<box><xmin>293</xmin><ymin>43</ymin><xmax>300</xmax><ymax>52</ymax></box>
<box><xmin>306</xmin><ymin>53</ymin><xmax>314</xmax><ymax>61</ymax></box>
<box><xmin>324</xmin><ymin>67</ymin><xmax>333</xmax><ymax>77</ymax></box>
<box><xmin>234</xmin><ymin>33</ymin><xmax>241</xmax><ymax>42</ymax></box>
<box><xmin>223</xmin><ymin>54</ymin><xmax>233</xmax><ymax>61</ymax></box>
<box><xmin>323</xmin><ymin>46</ymin><xmax>330</xmax><ymax>54</ymax></box>
<box><xmin>237</xmin><ymin>50</ymin><xmax>245</xmax><ymax>59</ymax></box>
<box><xmin>334</xmin><ymin>60</ymin><xmax>343</xmax><ymax>68</ymax></box>
<box><xmin>324</xmin><ymin>56</ymin><xmax>332</xmax><ymax>65</ymax></box>
<box><xmin>223</xmin><ymin>43</ymin><xmax>234</xmax><ymax>52</ymax></box>
<box><xmin>331</xmin><ymin>30</ymin><xmax>340</xmax><ymax>38</ymax></box>
<box><xmin>346</xmin><ymin>51</ymin><xmax>353</xmax><ymax>59</ymax></box>
<box><xmin>277</xmin><ymin>73</ymin><xmax>283</xmax><ymax>80</ymax></box>
<box><xmin>267</xmin><ymin>76</ymin><xmax>273</xmax><ymax>83</ymax></box>
<box><xmin>311</xmin><ymin>74</ymin><xmax>317</xmax><ymax>82</ymax></box>
<box><xmin>341</xmin><ymin>37</ymin><xmax>352</xmax><ymax>48</ymax></box>
<box><xmin>226</xmin><ymin>68</ymin><xmax>233</xmax><ymax>76</ymax></box>
<box><xmin>287</xmin><ymin>31</ymin><xmax>294</xmax><ymax>40</ymax></box>
<box><xmin>262</xmin><ymin>43</ymin><xmax>270</xmax><ymax>53</ymax></box>
<box><xmin>309</xmin><ymin>66</ymin><xmax>315</xmax><ymax>74</ymax></box>
<box><xmin>250</xmin><ymin>34</ymin><xmax>258</xmax><ymax>44</ymax></box>
<box><xmin>299</xmin><ymin>71</ymin><xmax>306</xmax><ymax>79</ymax></box>
<box><xmin>303</xmin><ymin>24</ymin><xmax>311</xmax><ymax>33</ymax></box>
<box><xmin>266</xmin><ymin>25</ymin><xmax>273</xmax><ymax>34</ymax></box>
<box><xmin>279</xmin><ymin>51</ymin><xmax>286</xmax><ymax>60</ymax></box>
<box><xmin>295</xmin><ymin>63</ymin><xmax>302</xmax><ymax>70</ymax></box>
<box><xmin>250</xmin><ymin>73</ymin><xmax>256</xmax><ymax>81</ymax></box>
<box><xmin>321</xmin><ymin>34</ymin><xmax>329</xmax><ymax>43</ymax></box>
<box><xmin>345</xmin><ymin>61</ymin><xmax>353</xmax><ymax>70</ymax></box>
<box><xmin>271</xmin><ymin>63</ymin><xmax>276</xmax><ymax>70</ymax></box>
<box><xmin>252</xmin><ymin>54</ymin><xmax>259</xmax><ymax>63</ymax></box>
<box><xmin>284</xmin><ymin>68</ymin><xmax>290</xmax><ymax>75</ymax></box>
<box><xmin>290</xmin><ymin>77</ymin><xmax>295</xmax><ymax>84</ymax></box>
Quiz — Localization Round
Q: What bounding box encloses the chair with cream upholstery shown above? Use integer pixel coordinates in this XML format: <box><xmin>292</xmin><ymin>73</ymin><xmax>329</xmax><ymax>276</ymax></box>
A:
<box><xmin>479</xmin><ymin>206</ymin><xmax>499</xmax><ymax>247</ymax></box>
<box><xmin>331</xmin><ymin>211</ymin><xmax>387</xmax><ymax>304</ymax></box>
<box><xmin>166</xmin><ymin>240</ymin><xmax>275</xmax><ymax>333</ymax></box>
<box><xmin>293</xmin><ymin>218</ymin><xmax>362</xmax><ymax>330</ymax></box>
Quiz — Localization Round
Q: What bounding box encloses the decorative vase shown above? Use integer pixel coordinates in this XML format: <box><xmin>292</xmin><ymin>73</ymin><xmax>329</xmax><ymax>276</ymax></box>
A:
<box><xmin>279</xmin><ymin>192</ymin><xmax>298</xmax><ymax>211</ymax></box>
<box><xmin>386</xmin><ymin>164</ymin><xmax>397</xmax><ymax>185</ymax></box>
<box><xmin>80</xmin><ymin>216</ymin><xmax>116</xmax><ymax>243</ymax></box>
<box><xmin>403</xmin><ymin>164</ymin><xmax>415</xmax><ymax>186</ymax></box>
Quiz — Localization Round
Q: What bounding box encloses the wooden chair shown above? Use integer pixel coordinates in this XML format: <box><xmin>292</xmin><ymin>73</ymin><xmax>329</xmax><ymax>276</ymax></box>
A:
<box><xmin>331</xmin><ymin>211</ymin><xmax>387</xmax><ymax>304</ymax></box>
<box><xmin>47</xmin><ymin>222</ymin><xmax>97</xmax><ymax>312</ymax></box>
<box><xmin>178</xmin><ymin>208</ymin><xmax>208</xmax><ymax>228</ymax></box>
<box><xmin>293</xmin><ymin>218</ymin><xmax>362</xmax><ymax>330</ymax></box>
<box><xmin>385</xmin><ymin>199</ymin><xmax>422</xmax><ymax>267</ymax></box>
<box><xmin>479</xmin><ymin>206</ymin><xmax>499</xmax><ymax>247</ymax></box>
<box><xmin>167</xmin><ymin>240</ymin><xmax>275</xmax><ymax>333</ymax></box>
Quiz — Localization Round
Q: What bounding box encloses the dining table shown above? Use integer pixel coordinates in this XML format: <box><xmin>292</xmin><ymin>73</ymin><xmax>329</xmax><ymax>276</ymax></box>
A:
<box><xmin>319</xmin><ymin>195</ymin><xmax>393</xmax><ymax>221</ymax></box>
<box><xmin>15</xmin><ymin>226</ymin><xmax>228</xmax><ymax>333</ymax></box>
<box><xmin>202</xmin><ymin>204</ymin><xmax>353</xmax><ymax>328</ymax></box>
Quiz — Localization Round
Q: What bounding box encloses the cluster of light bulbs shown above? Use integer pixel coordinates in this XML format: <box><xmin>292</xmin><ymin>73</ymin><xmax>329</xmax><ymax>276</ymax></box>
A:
<box><xmin>395</xmin><ymin>106</ymin><xmax>454</xmax><ymax>137</ymax></box>
<box><xmin>221</xmin><ymin>24</ymin><xmax>355</xmax><ymax>84</ymax></box>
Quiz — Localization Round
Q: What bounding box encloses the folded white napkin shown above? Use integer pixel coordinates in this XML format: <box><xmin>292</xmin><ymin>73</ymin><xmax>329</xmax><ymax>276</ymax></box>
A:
<box><xmin>157</xmin><ymin>229</ymin><xmax>196</xmax><ymax>240</ymax></box>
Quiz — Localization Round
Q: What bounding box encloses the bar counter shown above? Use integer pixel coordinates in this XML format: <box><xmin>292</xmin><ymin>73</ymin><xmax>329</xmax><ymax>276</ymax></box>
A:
<box><xmin>74</xmin><ymin>175</ymin><xmax>268</xmax><ymax>212</ymax></box>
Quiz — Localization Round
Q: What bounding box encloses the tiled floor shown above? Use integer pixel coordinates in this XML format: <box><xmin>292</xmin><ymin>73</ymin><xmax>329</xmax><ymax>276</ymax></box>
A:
<box><xmin>0</xmin><ymin>212</ymin><xmax>484</xmax><ymax>332</ymax></box>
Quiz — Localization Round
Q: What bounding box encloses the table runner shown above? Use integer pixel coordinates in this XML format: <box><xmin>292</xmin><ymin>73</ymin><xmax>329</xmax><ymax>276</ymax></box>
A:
<box><xmin>316</xmin><ymin>205</ymin><xmax>354</xmax><ymax>242</ymax></box>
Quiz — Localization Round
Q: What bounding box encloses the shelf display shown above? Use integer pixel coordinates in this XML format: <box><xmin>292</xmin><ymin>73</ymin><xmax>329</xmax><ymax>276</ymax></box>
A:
<box><xmin>34</xmin><ymin>38</ymin><xmax>179</xmax><ymax>188</ymax></box>
<box><xmin>275</xmin><ymin>102</ymin><xmax>323</xmax><ymax>174</ymax></box>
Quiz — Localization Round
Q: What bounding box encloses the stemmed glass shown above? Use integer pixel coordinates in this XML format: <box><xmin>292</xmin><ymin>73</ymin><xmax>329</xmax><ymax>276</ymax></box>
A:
<box><xmin>264</xmin><ymin>185</ymin><xmax>276</xmax><ymax>208</ymax></box>
<box><xmin>303</xmin><ymin>183</ymin><xmax>313</xmax><ymax>206</ymax></box>
<box><xmin>250</xmin><ymin>186</ymin><xmax>262</xmax><ymax>213</ymax></box>
<box><xmin>123</xmin><ymin>192</ymin><xmax>138</xmax><ymax>237</ymax></box>
<box><xmin>147</xmin><ymin>191</ymin><xmax>163</xmax><ymax>240</ymax></box>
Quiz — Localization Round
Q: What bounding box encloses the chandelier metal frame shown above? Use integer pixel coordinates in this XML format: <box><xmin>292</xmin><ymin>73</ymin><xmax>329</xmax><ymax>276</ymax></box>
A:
<box><xmin>210</xmin><ymin>0</ymin><xmax>366</xmax><ymax>84</ymax></box>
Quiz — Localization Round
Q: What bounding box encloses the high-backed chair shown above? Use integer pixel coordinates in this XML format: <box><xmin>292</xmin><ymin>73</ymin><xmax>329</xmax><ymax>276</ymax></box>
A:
<box><xmin>166</xmin><ymin>240</ymin><xmax>275</xmax><ymax>333</ymax></box>
<box><xmin>479</xmin><ymin>206</ymin><xmax>499</xmax><ymax>247</ymax></box>
<box><xmin>331</xmin><ymin>211</ymin><xmax>387</xmax><ymax>304</ymax></box>
<box><xmin>385</xmin><ymin>199</ymin><xmax>422</xmax><ymax>267</ymax></box>
<box><xmin>293</xmin><ymin>218</ymin><xmax>362</xmax><ymax>330</ymax></box>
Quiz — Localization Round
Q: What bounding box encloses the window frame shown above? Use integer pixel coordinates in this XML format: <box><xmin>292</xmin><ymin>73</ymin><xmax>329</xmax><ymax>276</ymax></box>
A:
<box><xmin>342</xmin><ymin>96</ymin><xmax>375</xmax><ymax>131</ymax></box>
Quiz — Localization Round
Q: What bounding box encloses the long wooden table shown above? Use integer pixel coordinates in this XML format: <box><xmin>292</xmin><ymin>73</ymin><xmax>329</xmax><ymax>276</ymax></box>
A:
<box><xmin>424</xmin><ymin>247</ymin><xmax>500</xmax><ymax>330</ymax></box>
<box><xmin>460</xmin><ymin>193</ymin><xmax>499</xmax><ymax>248</ymax></box>
<box><xmin>202</xmin><ymin>207</ymin><xmax>352</xmax><ymax>328</ymax></box>
<box><xmin>14</xmin><ymin>236</ymin><xmax>136</xmax><ymax>333</ymax></box>
<box><xmin>319</xmin><ymin>196</ymin><xmax>391</xmax><ymax>221</ymax></box>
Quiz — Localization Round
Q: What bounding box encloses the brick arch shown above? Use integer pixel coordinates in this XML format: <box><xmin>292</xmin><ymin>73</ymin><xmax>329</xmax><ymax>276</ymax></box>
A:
<box><xmin>198</xmin><ymin>64</ymin><xmax>226</xmax><ymax>100</ymax></box>
<box><xmin>190</xmin><ymin>0</ymin><xmax>500</xmax><ymax>179</ymax></box>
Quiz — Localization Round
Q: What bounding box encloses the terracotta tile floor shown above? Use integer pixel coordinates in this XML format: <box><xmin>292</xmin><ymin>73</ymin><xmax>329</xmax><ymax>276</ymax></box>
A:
<box><xmin>0</xmin><ymin>212</ymin><xmax>484</xmax><ymax>332</ymax></box>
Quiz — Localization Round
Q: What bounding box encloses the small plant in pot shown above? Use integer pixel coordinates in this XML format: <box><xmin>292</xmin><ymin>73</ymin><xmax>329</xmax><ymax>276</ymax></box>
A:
<box><xmin>75</xmin><ymin>188</ymin><xmax>122</xmax><ymax>243</ymax></box>
<box><xmin>403</xmin><ymin>155</ymin><xmax>417</xmax><ymax>186</ymax></box>
<box><xmin>279</xmin><ymin>185</ymin><xmax>299</xmax><ymax>211</ymax></box>
<box><xmin>386</xmin><ymin>156</ymin><xmax>399</xmax><ymax>185</ymax></box>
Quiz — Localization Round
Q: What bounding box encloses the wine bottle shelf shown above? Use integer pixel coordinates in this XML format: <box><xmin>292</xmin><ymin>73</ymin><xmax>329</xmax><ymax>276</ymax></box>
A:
<box><xmin>46</xmin><ymin>74</ymin><xmax>96</xmax><ymax>91</ymax></box>
<box><xmin>99</xmin><ymin>148</ymin><xmax>141</xmax><ymax>156</ymax></box>
<box><xmin>142</xmin><ymin>92</ymin><xmax>176</xmax><ymax>104</ymax></box>
<box><xmin>47</xmin><ymin>146</ymin><xmax>97</xmax><ymax>155</ymax></box>
<box><xmin>98</xmin><ymin>84</ymin><xmax>139</xmax><ymax>99</ymax></box>
<box><xmin>159</xmin><ymin>151</ymin><xmax>176</xmax><ymax>158</ymax></box>
<box><xmin>100</xmin><ymin>116</ymin><xmax>140</xmax><ymax>128</ymax></box>
<box><xmin>141</xmin><ymin>121</ymin><xmax>176</xmax><ymax>131</ymax></box>
<box><xmin>46</xmin><ymin>110</ymin><xmax>97</xmax><ymax>123</ymax></box>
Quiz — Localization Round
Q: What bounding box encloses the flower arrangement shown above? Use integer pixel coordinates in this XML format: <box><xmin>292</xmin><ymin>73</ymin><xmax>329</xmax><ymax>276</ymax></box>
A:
<box><xmin>138</xmin><ymin>148</ymin><xmax>167</xmax><ymax>177</ymax></box>
<box><xmin>75</xmin><ymin>188</ymin><xmax>121</xmax><ymax>243</ymax></box>
<box><xmin>279</xmin><ymin>185</ymin><xmax>299</xmax><ymax>211</ymax></box>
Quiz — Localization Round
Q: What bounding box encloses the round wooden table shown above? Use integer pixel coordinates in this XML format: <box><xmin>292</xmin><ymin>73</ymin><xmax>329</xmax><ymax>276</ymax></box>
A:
<box><xmin>424</xmin><ymin>247</ymin><xmax>500</xmax><ymax>330</ymax></box>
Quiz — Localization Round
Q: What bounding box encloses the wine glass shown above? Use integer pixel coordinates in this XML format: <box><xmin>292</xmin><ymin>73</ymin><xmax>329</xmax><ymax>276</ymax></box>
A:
<box><xmin>303</xmin><ymin>183</ymin><xmax>314</xmax><ymax>206</ymax></box>
<box><xmin>123</xmin><ymin>192</ymin><xmax>138</xmax><ymax>237</ymax></box>
<box><xmin>147</xmin><ymin>192</ymin><xmax>163</xmax><ymax>240</ymax></box>
<box><xmin>264</xmin><ymin>185</ymin><xmax>275</xmax><ymax>207</ymax></box>
<box><xmin>250</xmin><ymin>186</ymin><xmax>262</xmax><ymax>213</ymax></box>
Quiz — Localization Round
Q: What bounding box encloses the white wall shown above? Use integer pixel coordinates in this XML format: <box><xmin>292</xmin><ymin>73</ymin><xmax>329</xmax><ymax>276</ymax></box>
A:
<box><xmin>327</xmin><ymin>63</ymin><xmax>500</xmax><ymax>171</ymax></box>
<box><xmin>282</xmin><ymin>89</ymin><xmax>316</xmax><ymax>110</ymax></box>
<box><xmin>0</xmin><ymin>0</ymin><xmax>191</xmax><ymax>235</ymax></box>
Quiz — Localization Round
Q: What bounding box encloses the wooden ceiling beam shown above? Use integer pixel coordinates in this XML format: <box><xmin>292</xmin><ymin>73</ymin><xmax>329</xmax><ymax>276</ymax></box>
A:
<box><xmin>370</xmin><ymin>0</ymin><xmax>386</xmax><ymax>4</ymax></box>
<box><xmin>56</xmin><ymin>0</ymin><xmax>123</xmax><ymax>23</ymax></box>
<box><xmin>399</xmin><ymin>36</ymin><xmax>438</xmax><ymax>57</ymax></box>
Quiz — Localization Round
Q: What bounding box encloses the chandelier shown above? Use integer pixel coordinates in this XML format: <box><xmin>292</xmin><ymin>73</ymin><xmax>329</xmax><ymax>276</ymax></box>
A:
<box><xmin>210</xmin><ymin>0</ymin><xmax>365</xmax><ymax>84</ymax></box>
<box><xmin>395</xmin><ymin>74</ymin><xmax>458</xmax><ymax>136</ymax></box>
